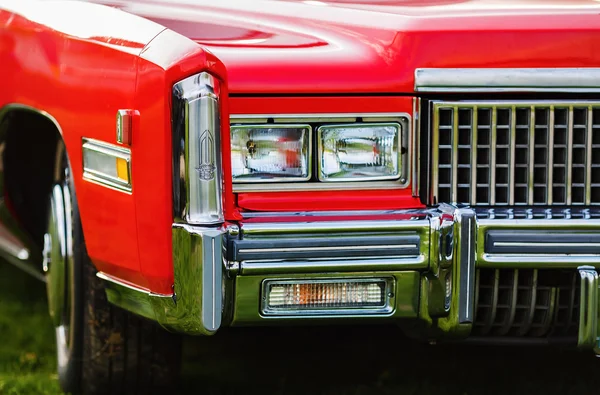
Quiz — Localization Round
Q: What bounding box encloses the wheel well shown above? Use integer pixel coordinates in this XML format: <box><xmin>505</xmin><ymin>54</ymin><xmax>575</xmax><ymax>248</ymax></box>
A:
<box><xmin>0</xmin><ymin>108</ymin><xmax>62</xmax><ymax>251</ymax></box>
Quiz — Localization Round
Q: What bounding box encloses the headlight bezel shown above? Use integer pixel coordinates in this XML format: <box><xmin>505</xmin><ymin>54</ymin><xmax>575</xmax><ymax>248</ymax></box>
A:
<box><xmin>230</xmin><ymin>113</ymin><xmax>411</xmax><ymax>193</ymax></box>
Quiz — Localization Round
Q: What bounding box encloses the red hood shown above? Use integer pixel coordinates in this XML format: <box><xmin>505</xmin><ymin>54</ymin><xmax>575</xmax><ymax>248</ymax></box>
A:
<box><xmin>108</xmin><ymin>0</ymin><xmax>600</xmax><ymax>94</ymax></box>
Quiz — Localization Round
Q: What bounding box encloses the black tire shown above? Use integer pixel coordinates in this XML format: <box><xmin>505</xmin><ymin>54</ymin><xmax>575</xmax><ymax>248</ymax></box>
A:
<box><xmin>46</xmin><ymin>141</ymin><xmax>182</xmax><ymax>394</ymax></box>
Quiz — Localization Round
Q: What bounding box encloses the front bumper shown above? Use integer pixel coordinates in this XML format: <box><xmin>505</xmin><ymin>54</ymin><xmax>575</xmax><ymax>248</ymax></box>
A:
<box><xmin>102</xmin><ymin>205</ymin><xmax>600</xmax><ymax>352</ymax></box>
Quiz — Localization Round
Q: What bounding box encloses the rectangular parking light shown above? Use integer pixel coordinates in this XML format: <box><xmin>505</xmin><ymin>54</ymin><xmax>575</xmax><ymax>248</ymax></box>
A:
<box><xmin>262</xmin><ymin>278</ymin><xmax>393</xmax><ymax>315</ymax></box>
<box><xmin>82</xmin><ymin>139</ymin><xmax>131</xmax><ymax>192</ymax></box>
<box><xmin>231</xmin><ymin>124</ymin><xmax>311</xmax><ymax>182</ymax></box>
<box><xmin>318</xmin><ymin>123</ymin><xmax>401</xmax><ymax>181</ymax></box>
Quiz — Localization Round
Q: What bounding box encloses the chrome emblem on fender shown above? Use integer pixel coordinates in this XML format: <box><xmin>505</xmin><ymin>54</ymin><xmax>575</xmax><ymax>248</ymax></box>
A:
<box><xmin>197</xmin><ymin>129</ymin><xmax>215</xmax><ymax>181</ymax></box>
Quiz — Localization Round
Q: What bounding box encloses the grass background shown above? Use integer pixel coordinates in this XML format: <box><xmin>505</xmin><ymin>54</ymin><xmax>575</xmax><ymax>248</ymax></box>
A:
<box><xmin>2</xmin><ymin>261</ymin><xmax>600</xmax><ymax>395</ymax></box>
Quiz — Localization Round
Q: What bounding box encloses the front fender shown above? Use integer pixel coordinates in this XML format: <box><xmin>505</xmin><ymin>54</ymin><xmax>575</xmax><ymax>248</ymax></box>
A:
<box><xmin>0</xmin><ymin>0</ymin><xmax>230</xmax><ymax>296</ymax></box>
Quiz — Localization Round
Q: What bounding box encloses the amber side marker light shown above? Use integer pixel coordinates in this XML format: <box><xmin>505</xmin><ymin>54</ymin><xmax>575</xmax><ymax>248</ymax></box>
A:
<box><xmin>82</xmin><ymin>138</ymin><xmax>132</xmax><ymax>192</ymax></box>
<box><xmin>261</xmin><ymin>278</ymin><xmax>394</xmax><ymax>316</ymax></box>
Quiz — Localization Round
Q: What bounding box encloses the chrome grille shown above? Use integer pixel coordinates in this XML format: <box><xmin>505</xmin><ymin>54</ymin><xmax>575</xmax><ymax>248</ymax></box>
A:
<box><xmin>474</xmin><ymin>269</ymin><xmax>579</xmax><ymax>338</ymax></box>
<box><xmin>432</xmin><ymin>101</ymin><xmax>600</xmax><ymax>206</ymax></box>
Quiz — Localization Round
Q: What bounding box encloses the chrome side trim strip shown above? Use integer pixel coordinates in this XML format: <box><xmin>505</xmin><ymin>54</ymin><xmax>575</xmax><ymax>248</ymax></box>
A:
<box><xmin>241</xmin><ymin>257</ymin><xmax>426</xmax><ymax>275</ymax></box>
<box><xmin>415</xmin><ymin>68</ymin><xmax>600</xmax><ymax>92</ymax></box>
<box><xmin>241</xmin><ymin>219</ymin><xmax>431</xmax><ymax>235</ymax></box>
<box><xmin>577</xmin><ymin>266</ymin><xmax>598</xmax><ymax>349</ymax></box>
<box><xmin>239</xmin><ymin>245</ymin><xmax>416</xmax><ymax>253</ymax></box>
<box><xmin>240</xmin><ymin>209</ymin><xmax>432</xmax><ymax>219</ymax></box>
<box><xmin>98</xmin><ymin>272</ymin><xmax>172</xmax><ymax>322</ymax></box>
<box><xmin>495</xmin><ymin>242</ymin><xmax>599</xmax><ymax>248</ymax></box>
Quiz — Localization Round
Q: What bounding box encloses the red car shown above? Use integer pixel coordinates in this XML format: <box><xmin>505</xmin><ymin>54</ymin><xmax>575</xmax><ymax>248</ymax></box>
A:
<box><xmin>1</xmin><ymin>0</ymin><xmax>600</xmax><ymax>393</ymax></box>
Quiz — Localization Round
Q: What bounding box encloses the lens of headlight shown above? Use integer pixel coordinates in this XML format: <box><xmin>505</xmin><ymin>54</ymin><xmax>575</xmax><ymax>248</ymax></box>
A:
<box><xmin>231</xmin><ymin>125</ymin><xmax>311</xmax><ymax>182</ymax></box>
<box><xmin>318</xmin><ymin>123</ymin><xmax>401</xmax><ymax>181</ymax></box>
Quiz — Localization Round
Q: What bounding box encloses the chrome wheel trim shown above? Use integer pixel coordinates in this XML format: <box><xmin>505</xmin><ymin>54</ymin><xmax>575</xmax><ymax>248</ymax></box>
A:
<box><xmin>45</xmin><ymin>170</ymin><xmax>75</xmax><ymax>371</ymax></box>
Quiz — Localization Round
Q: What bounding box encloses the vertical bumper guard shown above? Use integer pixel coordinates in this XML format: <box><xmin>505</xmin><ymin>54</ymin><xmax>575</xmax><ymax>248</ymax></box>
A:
<box><xmin>155</xmin><ymin>225</ymin><xmax>224</xmax><ymax>335</ymax></box>
<box><xmin>577</xmin><ymin>266</ymin><xmax>599</xmax><ymax>351</ymax></box>
<box><xmin>421</xmin><ymin>204</ymin><xmax>477</xmax><ymax>339</ymax></box>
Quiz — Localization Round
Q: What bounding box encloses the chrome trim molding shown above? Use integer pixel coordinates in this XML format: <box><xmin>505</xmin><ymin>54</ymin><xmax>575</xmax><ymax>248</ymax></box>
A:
<box><xmin>577</xmin><ymin>266</ymin><xmax>598</xmax><ymax>349</ymax></box>
<box><xmin>412</xmin><ymin>97</ymin><xmax>420</xmax><ymax>197</ymax></box>
<box><xmin>230</xmin><ymin>113</ymin><xmax>411</xmax><ymax>192</ymax></box>
<box><xmin>82</xmin><ymin>138</ymin><xmax>132</xmax><ymax>193</ymax></box>
<box><xmin>116</xmin><ymin>109</ymin><xmax>136</xmax><ymax>145</ymax></box>
<box><xmin>98</xmin><ymin>272</ymin><xmax>168</xmax><ymax>322</ymax></box>
<box><xmin>235</xmin><ymin>218</ymin><xmax>431</xmax><ymax>274</ymax></box>
<box><xmin>478</xmin><ymin>218</ymin><xmax>600</xmax><ymax>268</ymax></box>
<box><xmin>172</xmin><ymin>72</ymin><xmax>223</xmax><ymax>224</ymax></box>
<box><xmin>240</xmin><ymin>257</ymin><xmax>426</xmax><ymax>275</ymax></box>
<box><xmin>415</xmin><ymin>68</ymin><xmax>600</xmax><ymax>92</ymax></box>
<box><xmin>240</xmin><ymin>218</ymin><xmax>430</xmax><ymax>235</ymax></box>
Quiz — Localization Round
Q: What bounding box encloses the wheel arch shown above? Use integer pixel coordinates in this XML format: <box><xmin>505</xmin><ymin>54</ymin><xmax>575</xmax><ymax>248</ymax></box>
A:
<box><xmin>0</xmin><ymin>103</ymin><xmax>68</xmax><ymax>274</ymax></box>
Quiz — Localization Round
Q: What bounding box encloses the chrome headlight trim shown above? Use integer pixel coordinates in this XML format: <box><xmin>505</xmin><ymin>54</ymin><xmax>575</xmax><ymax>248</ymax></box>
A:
<box><xmin>172</xmin><ymin>72</ymin><xmax>224</xmax><ymax>224</ymax></box>
<box><xmin>230</xmin><ymin>113</ymin><xmax>411</xmax><ymax>193</ymax></box>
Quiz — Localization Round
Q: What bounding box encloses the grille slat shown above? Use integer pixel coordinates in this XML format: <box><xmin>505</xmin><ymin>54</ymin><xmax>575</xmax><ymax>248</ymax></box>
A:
<box><xmin>566</xmin><ymin>106</ymin><xmax>574</xmax><ymax>205</ymax></box>
<box><xmin>474</xmin><ymin>269</ymin><xmax>580</xmax><ymax>338</ymax></box>
<box><xmin>433</xmin><ymin>101</ymin><xmax>600</xmax><ymax>206</ymax></box>
<box><xmin>586</xmin><ymin>107</ymin><xmax>594</xmax><ymax>205</ymax></box>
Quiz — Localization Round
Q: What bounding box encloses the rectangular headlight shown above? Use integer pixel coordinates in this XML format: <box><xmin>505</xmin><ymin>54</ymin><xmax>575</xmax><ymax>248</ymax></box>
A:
<box><xmin>231</xmin><ymin>125</ymin><xmax>311</xmax><ymax>182</ymax></box>
<box><xmin>262</xmin><ymin>278</ymin><xmax>393</xmax><ymax>316</ymax></box>
<box><xmin>318</xmin><ymin>123</ymin><xmax>401</xmax><ymax>182</ymax></box>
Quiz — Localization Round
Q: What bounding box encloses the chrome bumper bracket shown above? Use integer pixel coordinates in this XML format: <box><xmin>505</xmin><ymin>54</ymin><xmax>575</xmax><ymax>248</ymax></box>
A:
<box><xmin>457</xmin><ymin>208</ymin><xmax>477</xmax><ymax>324</ymax></box>
<box><xmin>577</xmin><ymin>265</ymin><xmax>599</xmax><ymax>350</ymax></box>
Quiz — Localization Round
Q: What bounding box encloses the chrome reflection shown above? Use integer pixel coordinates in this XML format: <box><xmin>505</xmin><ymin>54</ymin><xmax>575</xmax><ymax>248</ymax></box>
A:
<box><xmin>172</xmin><ymin>72</ymin><xmax>223</xmax><ymax>224</ymax></box>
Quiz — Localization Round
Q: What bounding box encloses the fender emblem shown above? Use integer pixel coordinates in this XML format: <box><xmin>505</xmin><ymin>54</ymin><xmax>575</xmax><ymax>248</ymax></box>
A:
<box><xmin>196</xmin><ymin>129</ymin><xmax>215</xmax><ymax>181</ymax></box>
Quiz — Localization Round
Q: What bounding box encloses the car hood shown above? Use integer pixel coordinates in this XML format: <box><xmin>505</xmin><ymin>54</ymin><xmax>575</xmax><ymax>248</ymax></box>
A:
<box><xmin>111</xmin><ymin>0</ymin><xmax>600</xmax><ymax>94</ymax></box>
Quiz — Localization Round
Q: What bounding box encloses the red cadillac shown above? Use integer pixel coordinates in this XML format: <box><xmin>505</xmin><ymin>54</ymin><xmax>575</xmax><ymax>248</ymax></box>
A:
<box><xmin>1</xmin><ymin>0</ymin><xmax>599</xmax><ymax>393</ymax></box>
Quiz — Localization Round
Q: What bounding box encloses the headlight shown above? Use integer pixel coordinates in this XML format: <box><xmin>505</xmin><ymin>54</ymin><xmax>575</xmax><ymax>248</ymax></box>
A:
<box><xmin>231</xmin><ymin>125</ymin><xmax>311</xmax><ymax>182</ymax></box>
<box><xmin>318</xmin><ymin>123</ymin><xmax>401</xmax><ymax>181</ymax></box>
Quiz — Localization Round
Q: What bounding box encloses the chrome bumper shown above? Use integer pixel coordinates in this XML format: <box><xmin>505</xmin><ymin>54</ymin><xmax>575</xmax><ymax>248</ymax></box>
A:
<box><xmin>101</xmin><ymin>206</ymin><xmax>600</xmax><ymax>352</ymax></box>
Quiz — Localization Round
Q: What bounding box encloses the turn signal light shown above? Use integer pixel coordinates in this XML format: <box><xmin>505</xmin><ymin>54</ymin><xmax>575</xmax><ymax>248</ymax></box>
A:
<box><xmin>262</xmin><ymin>278</ymin><xmax>392</xmax><ymax>315</ymax></box>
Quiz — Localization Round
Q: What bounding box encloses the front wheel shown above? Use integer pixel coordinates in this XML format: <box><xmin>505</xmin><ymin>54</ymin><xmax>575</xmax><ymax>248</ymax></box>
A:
<box><xmin>44</xmin><ymin>142</ymin><xmax>181</xmax><ymax>394</ymax></box>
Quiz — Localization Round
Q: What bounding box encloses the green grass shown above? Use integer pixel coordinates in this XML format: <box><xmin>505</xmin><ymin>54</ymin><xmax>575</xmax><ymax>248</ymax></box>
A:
<box><xmin>0</xmin><ymin>263</ymin><xmax>62</xmax><ymax>395</ymax></box>
<box><xmin>2</xmin><ymin>261</ymin><xmax>600</xmax><ymax>395</ymax></box>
